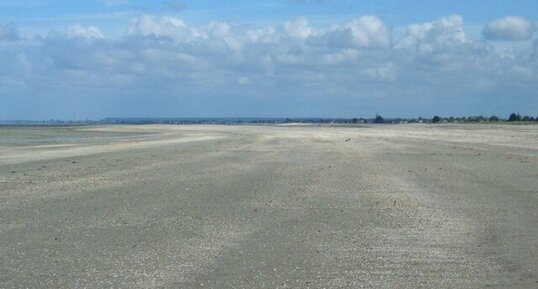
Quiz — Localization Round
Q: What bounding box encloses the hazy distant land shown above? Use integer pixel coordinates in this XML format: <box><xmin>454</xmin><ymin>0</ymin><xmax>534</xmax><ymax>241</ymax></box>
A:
<box><xmin>2</xmin><ymin>112</ymin><xmax>538</xmax><ymax>126</ymax></box>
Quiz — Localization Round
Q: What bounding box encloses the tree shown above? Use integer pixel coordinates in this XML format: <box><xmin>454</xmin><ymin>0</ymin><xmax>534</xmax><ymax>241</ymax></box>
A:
<box><xmin>489</xmin><ymin>115</ymin><xmax>499</xmax><ymax>122</ymax></box>
<box><xmin>508</xmin><ymin>113</ymin><xmax>521</xmax><ymax>122</ymax></box>
<box><xmin>374</xmin><ymin>114</ymin><xmax>385</xmax><ymax>124</ymax></box>
<box><xmin>432</xmin><ymin>116</ymin><xmax>441</xmax><ymax>123</ymax></box>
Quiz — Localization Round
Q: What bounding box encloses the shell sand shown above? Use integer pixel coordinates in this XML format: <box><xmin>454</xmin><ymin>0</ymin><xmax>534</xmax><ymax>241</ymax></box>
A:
<box><xmin>1</xmin><ymin>124</ymin><xmax>537</xmax><ymax>288</ymax></box>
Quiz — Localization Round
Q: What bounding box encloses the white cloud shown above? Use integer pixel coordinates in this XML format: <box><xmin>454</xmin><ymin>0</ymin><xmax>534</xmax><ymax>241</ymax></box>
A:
<box><xmin>67</xmin><ymin>25</ymin><xmax>105</xmax><ymax>41</ymax></box>
<box><xmin>305</xmin><ymin>16</ymin><xmax>390</xmax><ymax>49</ymax></box>
<box><xmin>128</xmin><ymin>15</ymin><xmax>188</xmax><ymax>40</ymax></box>
<box><xmin>196</xmin><ymin>21</ymin><xmax>242</xmax><ymax>51</ymax></box>
<box><xmin>322</xmin><ymin>49</ymin><xmax>359</xmax><ymax>64</ymax></box>
<box><xmin>247</xmin><ymin>26</ymin><xmax>278</xmax><ymax>44</ymax></box>
<box><xmin>284</xmin><ymin>17</ymin><xmax>313</xmax><ymax>39</ymax></box>
<box><xmin>345</xmin><ymin>15</ymin><xmax>391</xmax><ymax>48</ymax></box>
<box><xmin>128</xmin><ymin>16</ymin><xmax>243</xmax><ymax>51</ymax></box>
<box><xmin>395</xmin><ymin>15</ymin><xmax>468</xmax><ymax>53</ymax></box>
<box><xmin>482</xmin><ymin>16</ymin><xmax>535</xmax><ymax>41</ymax></box>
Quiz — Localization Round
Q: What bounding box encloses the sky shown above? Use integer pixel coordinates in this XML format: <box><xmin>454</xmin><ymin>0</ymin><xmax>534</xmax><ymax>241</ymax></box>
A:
<box><xmin>1</xmin><ymin>0</ymin><xmax>537</xmax><ymax>120</ymax></box>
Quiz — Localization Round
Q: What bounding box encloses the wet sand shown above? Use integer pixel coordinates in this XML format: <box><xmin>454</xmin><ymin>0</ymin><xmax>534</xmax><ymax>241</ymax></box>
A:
<box><xmin>1</xmin><ymin>124</ymin><xmax>537</xmax><ymax>288</ymax></box>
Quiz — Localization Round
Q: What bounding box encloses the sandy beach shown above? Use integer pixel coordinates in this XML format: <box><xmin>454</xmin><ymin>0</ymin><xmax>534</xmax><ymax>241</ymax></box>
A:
<box><xmin>1</xmin><ymin>124</ymin><xmax>537</xmax><ymax>288</ymax></box>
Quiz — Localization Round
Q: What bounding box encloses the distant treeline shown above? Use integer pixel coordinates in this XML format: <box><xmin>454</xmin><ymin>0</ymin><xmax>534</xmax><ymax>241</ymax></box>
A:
<box><xmin>100</xmin><ymin>113</ymin><xmax>538</xmax><ymax>125</ymax></box>
<box><xmin>2</xmin><ymin>113</ymin><xmax>537</xmax><ymax>125</ymax></box>
<box><xmin>424</xmin><ymin>113</ymin><xmax>538</xmax><ymax>124</ymax></box>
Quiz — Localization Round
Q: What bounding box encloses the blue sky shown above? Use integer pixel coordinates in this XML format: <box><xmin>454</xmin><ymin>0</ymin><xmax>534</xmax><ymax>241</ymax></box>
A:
<box><xmin>1</xmin><ymin>0</ymin><xmax>537</xmax><ymax>119</ymax></box>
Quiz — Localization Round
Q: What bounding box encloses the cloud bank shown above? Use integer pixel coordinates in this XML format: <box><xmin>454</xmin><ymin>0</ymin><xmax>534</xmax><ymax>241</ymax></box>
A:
<box><xmin>1</xmin><ymin>15</ymin><xmax>537</xmax><ymax>119</ymax></box>
<box><xmin>483</xmin><ymin>16</ymin><xmax>535</xmax><ymax>41</ymax></box>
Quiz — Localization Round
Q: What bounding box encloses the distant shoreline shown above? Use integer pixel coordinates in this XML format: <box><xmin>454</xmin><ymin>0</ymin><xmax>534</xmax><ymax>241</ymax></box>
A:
<box><xmin>2</xmin><ymin>116</ymin><xmax>537</xmax><ymax>126</ymax></box>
